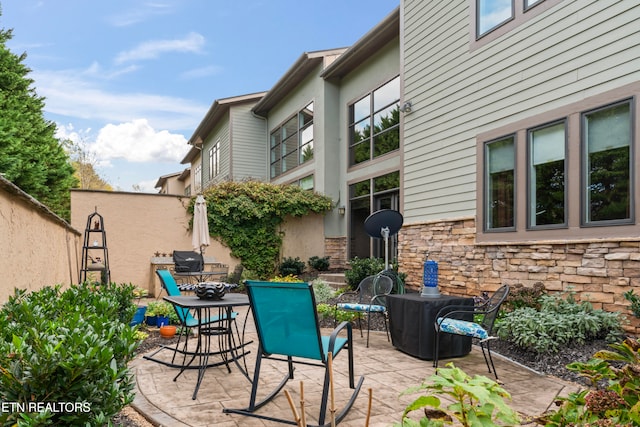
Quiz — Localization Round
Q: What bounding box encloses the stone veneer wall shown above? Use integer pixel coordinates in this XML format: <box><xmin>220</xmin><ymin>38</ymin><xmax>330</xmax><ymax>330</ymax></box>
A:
<box><xmin>325</xmin><ymin>237</ymin><xmax>347</xmax><ymax>270</ymax></box>
<box><xmin>399</xmin><ymin>217</ymin><xmax>640</xmax><ymax>336</ymax></box>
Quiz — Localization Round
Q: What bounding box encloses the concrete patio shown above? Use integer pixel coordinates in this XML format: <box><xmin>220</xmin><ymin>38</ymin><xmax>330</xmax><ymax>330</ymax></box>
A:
<box><xmin>131</xmin><ymin>306</ymin><xmax>582</xmax><ymax>426</ymax></box>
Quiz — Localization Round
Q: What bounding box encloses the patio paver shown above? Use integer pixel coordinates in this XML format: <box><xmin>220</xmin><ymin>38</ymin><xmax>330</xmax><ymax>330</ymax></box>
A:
<box><xmin>131</xmin><ymin>306</ymin><xmax>582</xmax><ymax>426</ymax></box>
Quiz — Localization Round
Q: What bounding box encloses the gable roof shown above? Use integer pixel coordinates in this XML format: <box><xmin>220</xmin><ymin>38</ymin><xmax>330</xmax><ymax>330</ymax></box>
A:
<box><xmin>187</xmin><ymin>91</ymin><xmax>267</xmax><ymax>148</ymax></box>
<box><xmin>252</xmin><ymin>48</ymin><xmax>347</xmax><ymax>117</ymax></box>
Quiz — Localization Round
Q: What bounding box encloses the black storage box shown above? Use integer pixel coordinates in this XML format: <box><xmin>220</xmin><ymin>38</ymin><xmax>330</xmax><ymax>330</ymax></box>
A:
<box><xmin>173</xmin><ymin>251</ymin><xmax>203</xmax><ymax>273</ymax></box>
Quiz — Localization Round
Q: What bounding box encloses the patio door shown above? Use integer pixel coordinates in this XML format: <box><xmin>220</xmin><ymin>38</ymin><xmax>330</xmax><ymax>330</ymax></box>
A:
<box><xmin>372</xmin><ymin>192</ymin><xmax>400</xmax><ymax>263</ymax></box>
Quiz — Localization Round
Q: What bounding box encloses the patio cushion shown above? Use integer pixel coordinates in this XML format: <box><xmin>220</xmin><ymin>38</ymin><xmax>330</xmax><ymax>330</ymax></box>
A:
<box><xmin>437</xmin><ymin>317</ymin><xmax>488</xmax><ymax>340</ymax></box>
<box><xmin>337</xmin><ymin>302</ymin><xmax>386</xmax><ymax>313</ymax></box>
<box><xmin>177</xmin><ymin>283</ymin><xmax>197</xmax><ymax>292</ymax></box>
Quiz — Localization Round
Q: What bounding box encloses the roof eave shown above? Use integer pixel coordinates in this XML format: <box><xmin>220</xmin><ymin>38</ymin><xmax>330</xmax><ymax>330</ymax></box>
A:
<box><xmin>252</xmin><ymin>48</ymin><xmax>347</xmax><ymax>117</ymax></box>
<box><xmin>321</xmin><ymin>7</ymin><xmax>400</xmax><ymax>80</ymax></box>
<box><xmin>187</xmin><ymin>91</ymin><xmax>267</xmax><ymax>146</ymax></box>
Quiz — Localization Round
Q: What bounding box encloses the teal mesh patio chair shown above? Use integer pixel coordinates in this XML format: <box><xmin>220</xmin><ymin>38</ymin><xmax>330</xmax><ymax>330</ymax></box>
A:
<box><xmin>334</xmin><ymin>273</ymin><xmax>394</xmax><ymax>347</ymax></box>
<box><xmin>144</xmin><ymin>269</ymin><xmax>239</xmax><ymax>368</ymax></box>
<box><xmin>433</xmin><ymin>284</ymin><xmax>509</xmax><ymax>379</ymax></box>
<box><xmin>224</xmin><ymin>280</ymin><xmax>364</xmax><ymax>427</ymax></box>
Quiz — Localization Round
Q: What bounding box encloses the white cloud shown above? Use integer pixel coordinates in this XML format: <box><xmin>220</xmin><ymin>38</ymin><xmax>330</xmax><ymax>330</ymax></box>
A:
<box><xmin>136</xmin><ymin>178</ymin><xmax>161</xmax><ymax>193</ymax></box>
<box><xmin>107</xmin><ymin>2</ymin><xmax>175</xmax><ymax>27</ymax></box>
<box><xmin>92</xmin><ymin>119</ymin><xmax>188</xmax><ymax>163</ymax></box>
<box><xmin>33</xmin><ymin>69</ymin><xmax>207</xmax><ymax>131</ymax></box>
<box><xmin>181</xmin><ymin>65</ymin><xmax>222</xmax><ymax>80</ymax></box>
<box><xmin>115</xmin><ymin>32</ymin><xmax>206</xmax><ymax>64</ymax></box>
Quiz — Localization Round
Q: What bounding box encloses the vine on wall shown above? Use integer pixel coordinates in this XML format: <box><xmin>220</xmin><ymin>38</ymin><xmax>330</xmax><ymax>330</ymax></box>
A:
<box><xmin>191</xmin><ymin>181</ymin><xmax>333</xmax><ymax>279</ymax></box>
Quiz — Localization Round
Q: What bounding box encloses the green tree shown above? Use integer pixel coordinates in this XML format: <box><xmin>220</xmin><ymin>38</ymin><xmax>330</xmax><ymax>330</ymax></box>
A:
<box><xmin>64</xmin><ymin>138</ymin><xmax>113</xmax><ymax>191</ymax></box>
<box><xmin>0</xmin><ymin>20</ymin><xmax>77</xmax><ymax>220</ymax></box>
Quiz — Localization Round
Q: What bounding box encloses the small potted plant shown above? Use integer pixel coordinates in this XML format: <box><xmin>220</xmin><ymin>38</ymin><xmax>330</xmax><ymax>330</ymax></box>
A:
<box><xmin>151</xmin><ymin>301</ymin><xmax>173</xmax><ymax>327</ymax></box>
<box><xmin>145</xmin><ymin>300</ymin><xmax>170</xmax><ymax>326</ymax></box>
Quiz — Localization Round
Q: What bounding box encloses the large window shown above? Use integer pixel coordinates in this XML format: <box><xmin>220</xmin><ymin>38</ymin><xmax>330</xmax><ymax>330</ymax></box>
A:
<box><xmin>528</xmin><ymin>121</ymin><xmax>566</xmax><ymax>228</ymax></box>
<box><xmin>485</xmin><ymin>136</ymin><xmax>515</xmax><ymax>230</ymax></box>
<box><xmin>349</xmin><ymin>77</ymin><xmax>400</xmax><ymax>166</ymax></box>
<box><xmin>582</xmin><ymin>101</ymin><xmax>632</xmax><ymax>225</ymax></box>
<box><xmin>479</xmin><ymin>97</ymin><xmax>636</xmax><ymax>239</ymax></box>
<box><xmin>270</xmin><ymin>102</ymin><xmax>314</xmax><ymax>179</ymax></box>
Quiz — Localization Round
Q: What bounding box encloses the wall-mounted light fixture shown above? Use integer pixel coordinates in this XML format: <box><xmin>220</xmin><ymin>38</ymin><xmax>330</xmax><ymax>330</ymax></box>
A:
<box><xmin>399</xmin><ymin>101</ymin><xmax>412</xmax><ymax>114</ymax></box>
<box><xmin>338</xmin><ymin>206</ymin><xmax>346</xmax><ymax>215</ymax></box>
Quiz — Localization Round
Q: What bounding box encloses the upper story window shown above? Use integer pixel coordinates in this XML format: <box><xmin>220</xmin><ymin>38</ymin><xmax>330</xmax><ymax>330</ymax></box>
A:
<box><xmin>480</xmin><ymin>96</ymin><xmax>635</xmax><ymax>237</ymax></box>
<box><xmin>208</xmin><ymin>140</ymin><xmax>220</xmax><ymax>180</ymax></box>
<box><xmin>270</xmin><ymin>102</ymin><xmax>314</xmax><ymax>179</ymax></box>
<box><xmin>477</xmin><ymin>0</ymin><xmax>514</xmax><ymax>37</ymax></box>
<box><xmin>349</xmin><ymin>76</ymin><xmax>400</xmax><ymax>166</ymax></box>
<box><xmin>194</xmin><ymin>164</ymin><xmax>202</xmax><ymax>194</ymax></box>
<box><xmin>474</xmin><ymin>0</ymin><xmax>563</xmax><ymax>43</ymax></box>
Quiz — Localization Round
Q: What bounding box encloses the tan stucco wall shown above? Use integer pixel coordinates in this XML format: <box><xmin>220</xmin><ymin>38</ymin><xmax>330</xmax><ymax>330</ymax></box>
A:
<box><xmin>2</xmin><ymin>186</ymin><xmax>327</xmax><ymax>303</ymax></box>
<box><xmin>279</xmin><ymin>213</ymin><xmax>326</xmax><ymax>266</ymax></box>
<box><xmin>0</xmin><ymin>177</ymin><xmax>81</xmax><ymax>303</ymax></box>
<box><xmin>71</xmin><ymin>190</ymin><xmax>239</xmax><ymax>296</ymax></box>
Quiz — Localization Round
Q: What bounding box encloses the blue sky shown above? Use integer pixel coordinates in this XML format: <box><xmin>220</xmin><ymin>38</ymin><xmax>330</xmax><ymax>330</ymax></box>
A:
<box><xmin>1</xmin><ymin>0</ymin><xmax>398</xmax><ymax>192</ymax></box>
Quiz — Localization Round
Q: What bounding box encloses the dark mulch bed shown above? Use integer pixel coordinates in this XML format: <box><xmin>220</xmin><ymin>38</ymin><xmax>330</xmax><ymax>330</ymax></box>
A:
<box><xmin>318</xmin><ymin>294</ymin><xmax>610</xmax><ymax>386</ymax></box>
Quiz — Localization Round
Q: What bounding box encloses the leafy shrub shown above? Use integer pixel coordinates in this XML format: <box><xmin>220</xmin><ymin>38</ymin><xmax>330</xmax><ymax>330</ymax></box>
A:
<box><xmin>308</xmin><ymin>255</ymin><xmax>331</xmax><ymax>271</ymax></box>
<box><xmin>269</xmin><ymin>274</ymin><xmax>303</xmax><ymax>282</ymax></box>
<box><xmin>496</xmin><ymin>290</ymin><xmax>624</xmax><ymax>353</ymax></box>
<box><xmin>316</xmin><ymin>303</ymin><xmax>361</xmax><ymax>323</ymax></box>
<box><xmin>541</xmin><ymin>337</ymin><xmax>640</xmax><ymax>426</ymax></box>
<box><xmin>503</xmin><ymin>282</ymin><xmax>546</xmax><ymax>312</ymax></box>
<box><xmin>278</xmin><ymin>256</ymin><xmax>306</xmax><ymax>276</ymax></box>
<box><xmin>395</xmin><ymin>363</ymin><xmax>520</xmax><ymax>427</ymax></box>
<box><xmin>345</xmin><ymin>257</ymin><xmax>385</xmax><ymax>289</ymax></box>
<box><xmin>0</xmin><ymin>283</ymin><xmax>139</xmax><ymax>426</ymax></box>
<box><xmin>311</xmin><ymin>278</ymin><xmax>335</xmax><ymax>303</ymax></box>
<box><xmin>345</xmin><ymin>257</ymin><xmax>406</xmax><ymax>292</ymax></box>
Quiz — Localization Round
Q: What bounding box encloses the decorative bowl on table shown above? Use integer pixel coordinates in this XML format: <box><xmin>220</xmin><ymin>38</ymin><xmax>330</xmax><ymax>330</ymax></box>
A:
<box><xmin>195</xmin><ymin>282</ymin><xmax>227</xmax><ymax>300</ymax></box>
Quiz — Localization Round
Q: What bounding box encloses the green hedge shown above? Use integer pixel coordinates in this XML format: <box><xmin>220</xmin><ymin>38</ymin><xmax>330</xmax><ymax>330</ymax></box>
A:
<box><xmin>0</xmin><ymin>283</ymin><xmax>139</xmax><ymax>426</ymax></box>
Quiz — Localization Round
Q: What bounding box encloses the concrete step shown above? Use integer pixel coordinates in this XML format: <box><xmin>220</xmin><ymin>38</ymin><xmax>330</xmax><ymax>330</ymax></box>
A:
<box><xmin>316</xmin><ymin>272</ymin><xmax>348</xmax><ymax>290</ymax></box>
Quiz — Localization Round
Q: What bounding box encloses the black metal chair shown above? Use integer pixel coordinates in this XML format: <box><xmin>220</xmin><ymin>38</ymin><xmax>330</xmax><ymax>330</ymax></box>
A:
<box><xmin>433</xmin><ymin>285</ymin><xmax>510</xmax><ymax>379</ymax></box>
<box><xmin>334</xmin><ymin>273</ymin><xmax>394</xmax><ymax>347</ymax></box>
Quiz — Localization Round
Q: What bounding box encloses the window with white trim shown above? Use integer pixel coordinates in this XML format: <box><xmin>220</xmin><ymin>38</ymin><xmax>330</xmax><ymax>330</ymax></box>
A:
<box><xmin>194</xmin><ymin>164</ymin><xmax>202</xmax><ymax>194</ymax></box>
<box><xmin>209</xmin><ymin>140</ymin><xmax>220</xmax><ymax>180</ymax></box>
